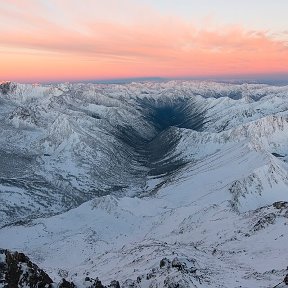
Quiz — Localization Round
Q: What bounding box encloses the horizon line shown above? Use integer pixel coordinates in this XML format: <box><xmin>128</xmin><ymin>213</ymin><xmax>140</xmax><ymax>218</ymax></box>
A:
<box><xmin>1</xmin><ymin>73</ymin><xmax>288</xmax><ymax>85</ymax></box>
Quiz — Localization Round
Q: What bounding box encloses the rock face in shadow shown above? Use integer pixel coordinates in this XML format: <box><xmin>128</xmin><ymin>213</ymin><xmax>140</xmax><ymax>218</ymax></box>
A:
<box><xmin>0</xmin><ymin>249</ymin><xmax>53</xmax><ymax>288</ymax></box>
<box><xmin>116</xmin><ymin>98</ymin><xmax>206</xmax><ymax>180</ymax></box>
<box><xmin>58</xmin><ymin>278</ymin><xmax>77</xmax><ymax>288</ymax></box>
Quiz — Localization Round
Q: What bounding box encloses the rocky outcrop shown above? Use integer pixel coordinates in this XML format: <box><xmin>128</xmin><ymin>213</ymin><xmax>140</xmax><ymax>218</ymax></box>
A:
<box><xmin>0</xmin><ymin>249</ymin><xmax>53</xmax><ymax>288</ymax></box>
<box><xmin>122</xmin><ymin>257</ymin><xmax>202</xmax><ymax>288</ymax></box>
<box><xmin>253</xmin><ymin>212</ymin><xmax>276</xmax><ymax>231</ymax></box>
<box><xmin>0</xmin><ymin>81</ymin><xmax>16</xmax><ymax>95</ymax></box>
<box><xmin>0</xmin><ymin>250</ymin><xmax>203</xmax><ymax>287</ymax></box>
<box><xmin>84</xmin><ymin>277</ymin><xmax>120</xmax><ymax>288</ymax></box>
<box><xmin>58</xmin><ymin>278</ymin><xmax>77</xmax><ymax>288</ymax></box>
<box><xmin>273</xmin><ymin>201</ymin><xmax>288</xmax><ymax>210</ymax></box>
<box><xmin>0</xmin><ymin>249</ymin><xmax>122</xmax><ymax>288</ymax></box>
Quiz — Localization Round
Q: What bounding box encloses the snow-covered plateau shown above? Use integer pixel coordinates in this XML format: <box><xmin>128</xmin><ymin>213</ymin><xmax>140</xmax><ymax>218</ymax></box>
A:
<box><xmin>0</xmin><ymin>80</ymin><xmax>288</xmax><ymax>287</ymax></box>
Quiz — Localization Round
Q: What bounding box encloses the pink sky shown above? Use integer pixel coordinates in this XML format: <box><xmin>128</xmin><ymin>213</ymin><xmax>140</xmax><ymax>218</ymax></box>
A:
<box><xmin>1</xmin><ymin>0</ymin><xmax>288</xmax><ymax>82</ymax></box>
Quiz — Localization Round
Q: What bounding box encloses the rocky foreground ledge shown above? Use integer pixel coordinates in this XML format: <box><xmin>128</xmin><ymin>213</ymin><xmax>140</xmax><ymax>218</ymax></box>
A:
<box><xmin>1</xmin><ymin>249</ymin><xmax>288</xmax><ymax>288</ymax></box>
<box><xmin>0</xmin><ymin>249</ymin><xmax>120</xmax><ymax>288</ymax></box>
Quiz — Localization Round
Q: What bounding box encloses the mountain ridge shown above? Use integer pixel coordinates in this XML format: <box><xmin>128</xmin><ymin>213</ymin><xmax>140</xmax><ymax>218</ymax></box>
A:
<box><xmin>1</xmin><ymin>80</ymin><xmax>288</xmax><ymax>287</ymax></box>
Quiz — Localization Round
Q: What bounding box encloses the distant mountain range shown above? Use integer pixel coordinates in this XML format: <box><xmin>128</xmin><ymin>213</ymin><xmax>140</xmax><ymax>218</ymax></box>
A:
<box><xmin>0</xmin><ymin>80</ymin><xmax>288</xmax><ymax>287</ymax></box>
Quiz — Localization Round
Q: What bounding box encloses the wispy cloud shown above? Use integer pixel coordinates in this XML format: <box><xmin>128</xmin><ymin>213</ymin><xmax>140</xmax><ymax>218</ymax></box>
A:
<box><xmin>0</xmin><ymin>0</ymin><xmax>287</xmax><ymax>81</ymax></box>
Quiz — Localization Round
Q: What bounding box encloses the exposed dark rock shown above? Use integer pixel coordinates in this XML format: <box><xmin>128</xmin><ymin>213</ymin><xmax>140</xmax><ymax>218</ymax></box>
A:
<box><xmin>171</xmin><ymin>258</ymin><xmax>184</xmax><ymax>271</ymax></box>
<box><xmin>0</xmin><ymin>249</ymin><xmax>205</xmax><ymax>287</ymax></box>
<box><xmin>84</xmin><ymin>277</ymin><xmax>108</xmax><ymax>288</ymax></box>
<box><xmin>160</xmin><ymin>258</ymin><xmax>171</xmax><ymax>269</ymax></box>
<box><xmin>272</xmin><ymin>152</ymin><xmax>285</xmax><ymax>158</ymax></box>
<box><xmin>284</xmin><ymin>274</ymin><xmax>288</xmax><ymax>285</ymax></box>
<box><xmin>94</xmin><ymin>278</ymin><xmax>106</xmax><ymax>288</ymax></box>
<box><xmin>273</xmin><ymin>201</ymin><xmax>288</xmax><ymax>210</ymax></box>
<box><xmin>253</xmin><ymin>213</ymin><xmax>276</xmax><ymax>231</ymax></box>
<box><xmin>108</xmin><ymin>280</ymin><xmax>121</xmax><ymax>288</ymax></box>
<box><xmin>0</xmin><ymin>249</ymin><xmax>53</xmax><ymax>288</ymax></box>
<box><xmin>58</xmin><ymin>278</ymin><xmax>76</xmax><ymax>288</ymax></box>
<box><xmin>122</xmin><ymin>279</ymin><xmax>138</xmax><ymax>287</ymax></box>
<box><xmin>0</xmin><ymin>249</ymin><xmax>123</xmax><ymax>288</ymax></box>
<box><xmin>58</xmin><ymin>268</ymin><xmax>69</xmax><ymax>278</ymax></box>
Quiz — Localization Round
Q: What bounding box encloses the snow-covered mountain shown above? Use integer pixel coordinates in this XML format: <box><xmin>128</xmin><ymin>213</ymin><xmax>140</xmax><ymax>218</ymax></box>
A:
<box><xmin>0</xmin><ymin>80</ymin><xmax>288</xmax><ymax>287</ymax></box>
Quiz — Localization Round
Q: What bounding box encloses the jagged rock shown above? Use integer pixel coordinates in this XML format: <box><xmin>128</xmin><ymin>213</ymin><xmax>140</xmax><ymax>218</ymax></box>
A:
<box><xmin>84</xmin><ymin>277</ymin><xmax>107</xmax><ymax>288</ymax></box>
<box><xmin>108</xmin><ymin>280</ymin><xmax>121</xmax><ymax>288</ymax></box>
<box><xmin>58</xmin><ymin>278</ymin><xmax>76</xmax><ymax>288</ymax></box>
<box><xmin>0</xmin><ymin>249</ymin><xmax>53</xmax><ymax>288</ymax></box>
<box><xmin>160</xmin><ymin>258</ymin><xmax>171</xmax><ymax>269</ymax></box>
<box><xmin>58</xmin><ymin>269</ymin><xmax>69</xmax><ymax>278</ymax></box>
<box><xmin>94</xmin><ymin>278</ymin><xmax>106</xmax><ymax>288</ymax></box>
<box><xmin>171</xmin><ymin>258</ymin><xmax>184</xmax><ymax>271</ymax></box>
<box><xmin>122</xmin><ymin>279</ymin><xmax>138</xmax><ymax>288</ymax></box>
<box><xmin>253</xmin><ymin>213</ymin><xmax>276</xmax><ymax>231</ymax></box>
<box><xmin>284</xmin><ymin>274</ymin><xmax>288</xmax><ymax>285</ymax></box>
<box><xmin>50</xmin><ymin>276</ymin><xmax>115</xmax><ymax>288</ymax></box>
<box><xmin>273</xmin><ymin>201</ymin><xmax>288</xmax><ymax>210</ymax></box>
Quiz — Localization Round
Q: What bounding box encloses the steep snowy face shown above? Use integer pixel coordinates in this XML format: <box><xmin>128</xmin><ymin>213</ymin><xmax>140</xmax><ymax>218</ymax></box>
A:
<box><xmin>116</xmin><ymin>96</ymin><xmax>207</xmax><ymax>181</ymax></box>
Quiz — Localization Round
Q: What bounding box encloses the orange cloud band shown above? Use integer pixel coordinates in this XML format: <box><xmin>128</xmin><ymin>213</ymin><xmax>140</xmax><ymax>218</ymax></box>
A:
<box><xmin>0</xmin><ymin>1</ymin><xmax>287</xmax><ymax>82</ymax></box>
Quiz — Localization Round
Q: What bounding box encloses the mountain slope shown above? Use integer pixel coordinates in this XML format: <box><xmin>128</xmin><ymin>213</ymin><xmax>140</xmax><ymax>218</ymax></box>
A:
<box><xmin>1</xmin><ymin>81</ymin><xmax>288</xmax><ymax>287</ymax></box>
